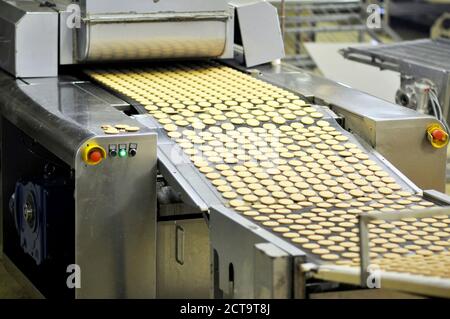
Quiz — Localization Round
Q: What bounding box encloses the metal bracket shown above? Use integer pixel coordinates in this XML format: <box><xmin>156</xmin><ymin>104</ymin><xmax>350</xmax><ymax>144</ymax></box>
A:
<box><xmin>253</xmin><ymin>243</ymin><xmax>290</xmax><ymax>299</ymax></box>
<box><xmin>358</xmin><ymin>206</ymin><xmax>450</xmax><ymax>287</ymax></box>
<box><xmin>230</xmin><ymin>0</ymin><xmax>285</xmax><ymax>67</ymax></box>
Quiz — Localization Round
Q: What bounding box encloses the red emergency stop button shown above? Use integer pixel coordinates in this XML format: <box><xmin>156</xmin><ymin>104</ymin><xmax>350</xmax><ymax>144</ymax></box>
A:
<box><xmin>426</xmin><ymin>123</ymin><xmax>449</xmax><ymax>149</ymax></box>
<box><xmin>432</xmin><ymin>129</ymin><xmax>445</xmax><ymax>141</ymax></box>
<box><xmin>89</xmin><ymin>149</ymin><xmax>103</xmax><ymax>163</ymax></box>
<box><xmin>82</xmin><ymin>144</ymin><xmax>106</xmax><ymax>165</ymax></box>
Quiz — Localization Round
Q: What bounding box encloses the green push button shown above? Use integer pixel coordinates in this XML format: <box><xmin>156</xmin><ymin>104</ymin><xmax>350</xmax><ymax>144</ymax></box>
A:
<box><xmin>118</xmin><ymin>148</ymin><xmax>128</xmax><ymax>158</ymax></box>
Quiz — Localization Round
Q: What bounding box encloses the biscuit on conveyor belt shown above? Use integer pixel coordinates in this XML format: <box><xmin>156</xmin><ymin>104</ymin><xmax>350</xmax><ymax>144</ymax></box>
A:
<box><xmin>88</xmin><ymin>62</ymin><xmax>449</xmax><ymax>281</ymax></box>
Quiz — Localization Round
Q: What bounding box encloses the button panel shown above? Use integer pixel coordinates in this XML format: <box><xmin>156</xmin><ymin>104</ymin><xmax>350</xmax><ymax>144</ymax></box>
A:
<box><xmin>105</xmin><ymin>143</ymin><xmax>139</xmax><ymax>158</ymax></box>
<box><xmin>84</xmin><ymin>143</ymin><xmax>139</xmax><ymax>164</ymax></box>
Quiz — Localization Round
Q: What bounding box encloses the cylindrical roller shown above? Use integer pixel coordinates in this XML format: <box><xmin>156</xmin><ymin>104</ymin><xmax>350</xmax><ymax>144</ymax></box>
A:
<box><xmin>77</xmin><ymin>15</ymin><xmax>229</xmax><ymax>62</ymax></box>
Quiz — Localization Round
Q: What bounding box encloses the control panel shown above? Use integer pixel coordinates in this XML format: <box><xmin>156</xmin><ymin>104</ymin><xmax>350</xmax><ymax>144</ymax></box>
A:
<box><xmin>82</xmin><ymin>142</ymin><xmax>139</xmax><ymax>165</ymax></box>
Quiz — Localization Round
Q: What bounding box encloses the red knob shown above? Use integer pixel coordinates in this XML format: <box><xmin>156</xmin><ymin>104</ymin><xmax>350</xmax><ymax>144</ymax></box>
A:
<box><xmin>432</xmin><ymin>129</ymin><xmax>446</xmax><ymax>141</ymax></box>
<box><xmin>89</xmin><ymin>149</ymin><xmax>103</xmax><ymax>163</ymax></box>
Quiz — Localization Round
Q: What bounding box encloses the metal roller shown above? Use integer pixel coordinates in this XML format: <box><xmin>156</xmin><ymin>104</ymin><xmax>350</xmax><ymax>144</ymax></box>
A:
<box><xmin>77</xmin><ymin>14</ymin><xmax>231</xmax><ymax>62</ymax></box>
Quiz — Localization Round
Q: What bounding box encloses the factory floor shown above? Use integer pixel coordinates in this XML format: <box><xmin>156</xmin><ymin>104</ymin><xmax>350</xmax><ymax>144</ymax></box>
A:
<box><xmin>0</xmin><ymin>198</ymin><xmax>35</xmax><ymax>298</ymax></box>
<box><xmin>0</xmin><ymin>256</ymin><xmax>34</xmax><ymax>298</ymax></box>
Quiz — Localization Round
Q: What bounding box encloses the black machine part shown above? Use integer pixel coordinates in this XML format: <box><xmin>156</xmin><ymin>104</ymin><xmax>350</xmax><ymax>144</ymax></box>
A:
<box><xmin>2</xmin><ymin>119</ymin><xmax>75</xmax><ymax>298</ymax></box>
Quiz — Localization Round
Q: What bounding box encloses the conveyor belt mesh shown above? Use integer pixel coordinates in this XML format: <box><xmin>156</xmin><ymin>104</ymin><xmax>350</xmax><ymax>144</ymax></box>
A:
<box><xmin>346</xmin><ymin>38</ymin><xmax>450</xmax><ymax>71</ymax></box>
<box><xmin>87</xmin><ymin>62</ymin><xmax>450</xmax><ymax>282</ymax></box>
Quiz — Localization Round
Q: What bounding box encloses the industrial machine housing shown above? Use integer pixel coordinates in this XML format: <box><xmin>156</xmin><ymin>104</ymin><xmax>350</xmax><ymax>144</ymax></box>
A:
<box><xmin>341</xmin><ymin>38</ymin><xmax>450</xmax><ymax>129</ymax></box>
<box><xmin>1</xmin><ymin>0</ymin><xmax>450</xmax><ymax>299</ymax></box>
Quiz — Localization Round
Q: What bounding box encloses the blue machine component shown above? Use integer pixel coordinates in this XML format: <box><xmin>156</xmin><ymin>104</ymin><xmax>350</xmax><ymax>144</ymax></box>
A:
<box><xmin>10</xmin><ymin>182</ymin><xmax>48</xmax><ymax>265</ymax></box>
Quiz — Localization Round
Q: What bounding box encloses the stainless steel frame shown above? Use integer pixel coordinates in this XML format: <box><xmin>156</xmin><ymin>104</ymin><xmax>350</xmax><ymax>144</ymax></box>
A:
<box><xmin>231</xmin><ymin>0</ymin><xmax>285</xmax><ymax>67</ymax></box>
<box><xmin>74</xmin><ymin>134</ymin><xmax>157</xmax><ymax>298</ymax></box>
<box><xmin>358</xmin><ymin>206</ymin><xmax>450</xmax><ymax>298</ymax></box>
<box><xmin>224</xmin><ymin>59</ymin><xmax>447</xmax><ymax>191</ymax></box>
<box><xmin>210</xmin><ymin>205</ymin><xmax>305</xmax><ymax>298</ymax></box>
<box><xmin>298</xmin><ymin>190</ymin><xmax>450</xmax><ymax>299</ymax></box>
<box><xmin>1</xmin><ymin>0</ymin><xmax>449</xmax><ymax>300</ymax></box>
<box><xmin>341</xmin><ymin>38</ymin><xmax>450</xmax><ymax>126</ymax></box>
<box><xmin>157</xmin><ymin>218</ymin><xmax>210</xmax><ymax>298</ymax></box>
<box><xmin>0</xmin><ymin>72</ymin><xmax>158</xmax><ymax>298</ymax></box>
<box><xmin>0</xmin><ymin>1</ymin><xmax>58</xmax><ymax>77</ymax></box>
<box><xmin>2</xmin><ymin>57</ymin><xmax>448</xmax><ymax>298</ymax></box>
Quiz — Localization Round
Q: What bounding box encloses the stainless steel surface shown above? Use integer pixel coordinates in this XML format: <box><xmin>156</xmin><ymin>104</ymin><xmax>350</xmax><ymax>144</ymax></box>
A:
<box><xmin>79</xmin><ymin>0</ymin><xmax>230</xmax><ymax>14</ymax></box>
<box><xmin>59</xmin><ymin>9</ymin><xmax>75</xmax><ymax>65</ymax></box>
<box><xmin>368</xmin><ymin>141</ymin><xmax>422</xmax><ymax>195</ymax></box>
<box><xmin>0</xmin><ymin>72</ymin><xmax>91</xmax><ymax>165</ymax></box>
<box><xmin>310</xmin><ymin>263</ymin><xmax>450</xmax><ymax>298</ymax></box>
<box><xmin>231</xmin><ymin>0</ymin><xmax>285</xmax><ymax>67</ymax></box>
<box><xmin>74</xmin><ymin>82</ymin><xmax>130</xmax><ymax>109</ymax></box>
<box><xmin>75</xmin><ymin>0</ymin><xmax>234</xmax><ymax>62</ymax></box>
<box><xmin>77</xmin><ymin>18</ymin><xmax>232</xmax><ymax>62</ymax></box>
<box><xmin>89</xmin><ymin>62</ymin><xmax>450</xmax><ymax>298</ymax></box>
<box><xmin>156</xmin><ymin>184</ymin><xmax>203</xmax><ymax>218</ymax></box>
<box><xmin>338</xmin><ymin>109</ymin><xmax>445</xmax><ymax>192</ymax></box>
<box><xmin>341</xmin><ymin>38</ymin><xmax>450</xmax><ymax>72</ymax></box>
<box><xmin>157</xmin><ymin>218</ymin><xmax>210</xmax><ymax>298</ymax></box>
<box><xmin>341</xmin><ymin>39</ymin><xmax>450</xmax><ymax>124</ymax></box>
<box><xmin>135</xmin><ymin>115</ymin><xmax>222</xmax><ymax>213</ymax></box>
<box><xmin>75</xmin><ymin>133</ymin><xmax>157</xmax><ymax>298</ymax></box>
<box><xmin>1</xmin><ymin>0</ymin><xmax>287</xmax><ymax>76</ymax></box>
<box><xmin>254</xmin><ymin>243</ymin><xmax>291</xmax><ymax>298</ymax></box>
<box><xmin>0</xmin><ymin>71</ymin><xmax>149</xmax><ymax>165</ymax></box>
<box><xmin>423</xmin><ymin>189</ymin><xmax>450</xmax><ymax>205</ymax></box>
<box><xmin>2</xmin><ymin>42</ymin><xmax>449</xmax><ymax>299</ymax></box>
<box><xmin>210</xmin><ymin>205</ymin><xmax>305</xmax><ymax>298</ymax></box>
<box><xmin>231</xmin><ymin>61</ymin><xmax>447</xmax><ymax>191</ymax></box>
<box><xmin>1</xmin><ymin>69</ymin><xmax>158</xmax><ymax>298</ymax></box>
<box><xmin>0</xmin><ymin>0</ymin><xmax>58</xmax><ymax>77</ymax></box>
<box><xmin>357</xmin><ymin>206</ymin><xmax>450</xmax><ymax>297</ymax></box>
<box><xmin>347</xmin><ymin>39</ymin><xmax>450</xmax><ymax>71</ymax></box>
<box><xmin>309</xmin><ymin>289</ymin><xmax>423</xmax><ymax>299</ymax></box>
<box><xmin>1</xmin><ymin>0</ymin><xmax>236</xmax><ymax>70</ymax></box>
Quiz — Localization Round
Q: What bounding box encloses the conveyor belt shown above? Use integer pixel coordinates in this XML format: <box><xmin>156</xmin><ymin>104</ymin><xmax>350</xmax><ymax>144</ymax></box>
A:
<box><xmin>342</xmin><ymin>38</ymin><xmax>450</xmax><ymax>71</ymax></box>
<box><xmin>86</xmin><ymin>62</ymin><xmax>450</xmax><ymax>290</ymax></box>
